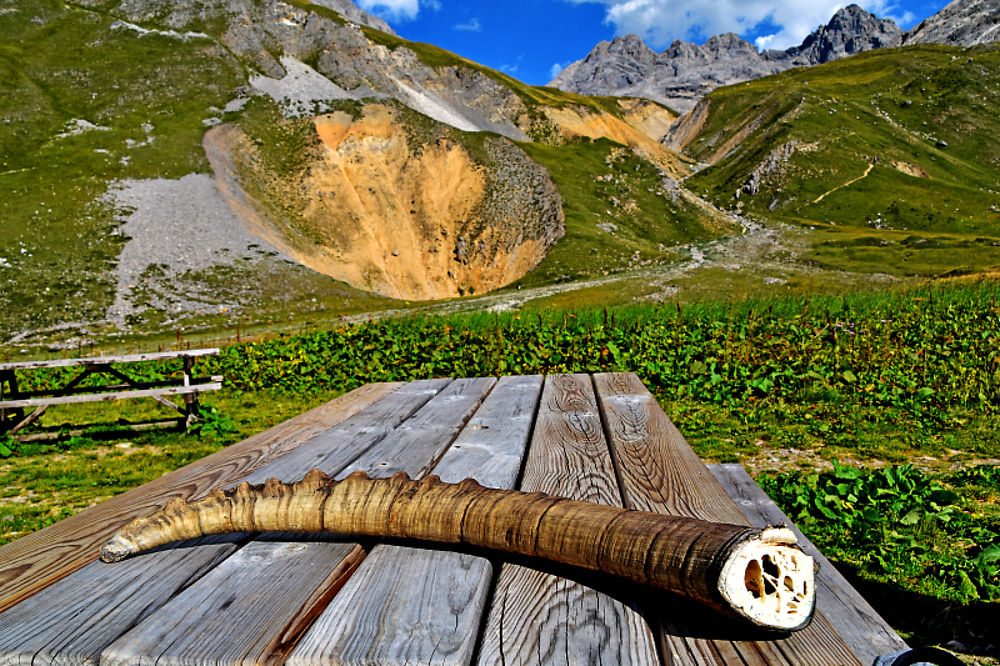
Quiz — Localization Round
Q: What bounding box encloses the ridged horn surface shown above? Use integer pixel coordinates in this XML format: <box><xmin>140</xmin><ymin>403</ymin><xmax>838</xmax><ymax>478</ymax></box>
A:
<box><xmin>100</xmin><ymin>470</ymin><xmax>815</xmax><ymax>632</ymax></box>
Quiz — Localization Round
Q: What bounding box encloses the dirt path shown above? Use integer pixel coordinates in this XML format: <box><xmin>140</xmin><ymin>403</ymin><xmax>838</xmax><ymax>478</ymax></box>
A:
<box><xmin>339</xmin><ymin>214</ymin><xmax>796</xmax><ymax>321</ymax></box>
<box><xmin>811</xmin><ymin>162</ymin><xmax>875</xmax><ymax>204</ymax></box>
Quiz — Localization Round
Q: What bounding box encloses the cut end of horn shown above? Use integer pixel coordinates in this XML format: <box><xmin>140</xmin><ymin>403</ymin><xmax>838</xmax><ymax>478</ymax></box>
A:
<box><xmin>100</xmin><ymin>533</ymin><xmax>140</xmax><ymax>563</ymax></box>
<box><xmin>717</xmin><ymin>527</ymin><xmax>815</xmax><ymax>632</ymax></box>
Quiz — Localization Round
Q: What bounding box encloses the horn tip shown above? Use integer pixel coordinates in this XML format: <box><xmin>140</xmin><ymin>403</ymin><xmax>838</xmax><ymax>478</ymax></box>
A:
<box><xmin>100</xmin><ymin>534</ymin><xmax>138</xmax><ymax>563</ymax></box>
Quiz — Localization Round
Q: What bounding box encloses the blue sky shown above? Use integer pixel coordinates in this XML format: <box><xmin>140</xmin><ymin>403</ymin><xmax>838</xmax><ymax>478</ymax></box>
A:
<box><xmin>355</xmin><ymin>0</ymin><xmax>951</xmax><ymax>85</ymax></box>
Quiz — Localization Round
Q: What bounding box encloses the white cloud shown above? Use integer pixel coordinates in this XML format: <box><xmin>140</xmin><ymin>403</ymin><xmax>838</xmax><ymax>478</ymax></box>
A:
<box><xmin>454</xmin><ymin>17</ymin><xmax>481</xmax><ymax>31</ymax></box>
<box><xmin>550</xmin><ymin>62</ymin><xmax>568</xmax><ymax>79</ymax></box>
<box><xmin>754</xmin><ymin>33</ymin><xmax>776</xmax><ymax>50</ymax></box>
<box><xmin>567</xmin><ymin>0</ymin><xmax>906</xmax><ymax>50</ymax></box>
<box><xmin>500</xmin><ymin>63</ymin><xmax>519</xmax><ymax>74</ymax></box>
<box><xmin>357</xmin><ymin>0</ymin><xmax>439</xmax><ymax>22</ymax></box>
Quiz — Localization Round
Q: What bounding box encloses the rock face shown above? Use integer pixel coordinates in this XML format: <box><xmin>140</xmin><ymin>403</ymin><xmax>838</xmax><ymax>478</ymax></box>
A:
<box><xmin>905</xmin><ymin>0</ymin><xmax>1000</xmax><ymax>46</ymax></box>
<box><xmin>208</xmin><ymin>103</ymin><xmax>565</xmax><ymax>301</ymax></box>
<box><xmin>64</xmin><ymin>0</ymin><xmax>691</xmax><ymax>303</ymax></box>
<box><xmin>551</xmin><ymin>32</ymin><xmax>784</xmax><ymax>114</ymax></box>
<box><xmin>83</xmin><ymin>0</ymin><xmax>532</xmax><ymax>140</ymax></box>
<box><xmin>790</xmin><ymin>4</ymin><xmax>904</xmax><ymax>63</ymax></box>
<box><xmin>551</xmin><ymin>4</ymin><xmax>902</xmax><ymax>113</ymax></box>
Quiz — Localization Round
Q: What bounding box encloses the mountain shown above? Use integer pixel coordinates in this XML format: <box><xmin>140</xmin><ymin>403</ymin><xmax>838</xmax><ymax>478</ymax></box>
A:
<box><xmin>790</xmin><ymin>3</ymin><xmax>904</xmax><ymax>62</ymax></box>
<box><xmin>550</xmin><ymin>5</ymin><xmax>902</xmax><ymax>113</ymax></box>
<box><xmin>905</xmin><ymin>0</ymin><xmax>1000</xmax><ymax>46</ymax></box>
<box><xmin>0</xmin><ymin>0</ymin><xmax>719</xmax><ymax>349</ymax></box>
<box><xmin>674</xmin><ymin>43</ymin><xmax>1000</xmax><ymax>239</ymax></box>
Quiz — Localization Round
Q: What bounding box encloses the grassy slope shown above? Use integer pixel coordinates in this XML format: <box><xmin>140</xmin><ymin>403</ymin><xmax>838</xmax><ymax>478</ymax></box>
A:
<box><xmin>0</xmin><ymin>0</ymin><xmax>710</xmax><ymax>350</ymax></box>
<box><xmin>513</xmin><ymin>139</ymin><xmax>734</xmax><ymax>286</ymax></box>
<box><xmin>686</xmin><ymin>44</ymin><xmax>1000</xmax><ymax>235</ymax></box>
<box><xmin>0</xmin><ymin>0</ymin><xmax>244</xmax><ymax>339</ymax></box>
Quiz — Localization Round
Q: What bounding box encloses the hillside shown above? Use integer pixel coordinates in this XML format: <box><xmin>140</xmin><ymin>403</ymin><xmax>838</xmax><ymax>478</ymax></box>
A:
<box><xmin>675</xmin><ymin>43</ymin><xmax>1000</xmax><ymax>277</ymax></box>
<box><xmin>0</xmin><ymin>0</ymin><xmax>721</xmax><ymax>351</ymax></box>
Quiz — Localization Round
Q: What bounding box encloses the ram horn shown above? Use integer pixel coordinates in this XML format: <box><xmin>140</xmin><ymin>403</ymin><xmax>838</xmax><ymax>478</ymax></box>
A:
<box><xmin>101</xmin><ymin>469</ymin><xmax>815</xmax><ymax>632</ymax></box>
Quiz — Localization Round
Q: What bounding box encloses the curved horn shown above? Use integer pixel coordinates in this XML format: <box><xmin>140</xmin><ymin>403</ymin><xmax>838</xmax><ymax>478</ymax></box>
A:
<box><xmin>101</xmin><ymin>470</ymin><xmax>815</xmax><ymax>632</ymax></box>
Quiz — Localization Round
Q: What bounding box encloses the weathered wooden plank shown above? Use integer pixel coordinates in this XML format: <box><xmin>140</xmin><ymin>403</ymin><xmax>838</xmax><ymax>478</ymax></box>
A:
<box><xmin>6</xmin><ymin>376</ymin><xmax>224</xmax><ymax>401</ymax></box>
<box><xmin>477</xmin><ymin>373</ymin><xmax>661</xmax><ymax>666</ymax></box>
<box><xmin>593</xmin><ymin>372</ymin><xmax>862</xmax><ymax>666</ymax></box>
<box><xmin>289</xmin><ymin>375</ymin><xmax>540</xmax><ymax>666</ymax></box>
<box><xmin>238</xmin><ymin>378</ymin><xmax>452</xmax><ymax>484</ymax></box>
<box><xmin>709</xmin><ymin>463</ymin><xmax>909</xmax><ymax>665</ymax></box>
<box><xmin>0</xmin><ymin>380</ymin><xmax>432</xmax><ymax>665</ymax></box>
<box><xmin>0</xmin><ymin>382</ymin><xmax>222</xmax><ymax>409</ymax></box>
<box><xmin>101</xmin><ymin>541</ymin><xmax>365</xmax><ymax>666</ymax></box>
<box><xmin>0</xmin><ymin>382</ymin><xmax>402</xmax><ymax>613</ymax></box>
<box><xmin>0</xmin><ymin>381</ymin><xmax>442</xmax><ymax>666</ymax></box>
<box><xmin>335</xmin><ymin>376</ymin><xmax>498</xmax><ymax>479</ymax></box>
<box><xmin>292</xmin><ymin>546</ymin><xmax>493</xmax><ymax>666</ymax></box>
<box><xmin>593</xmin><ymin>373</ymin><xmax>747</xmax><ymax>525</ymax></box>
<box><xmin>433</xmin><ymin>375</ymin><xmax>543</xmax><ymax>487</ymax></box>
<box><xmin>0</xmin><ymin>349</ymin><xmax>220</xmax><ymax>371</ymax></box>
<box><xmin>0</xmin><ymin>536</ymin><xmax>241</xmax><ymax>666</ymax></box>
<box><xmin>96</xmin><ymin>377</ymin><xmax>491</xmax><ymax>666</ymax></box>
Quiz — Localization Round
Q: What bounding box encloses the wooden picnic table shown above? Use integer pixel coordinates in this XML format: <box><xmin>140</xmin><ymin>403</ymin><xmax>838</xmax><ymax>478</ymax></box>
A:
<box><xmin>0</xmin><ymin>349</ymin><xmax>222</xmax><ymax>436</ymax></box>
<box><xmin>0</xmin><ymin>374</ymin><xmax>909</xmax><ymax>666</ymax></box>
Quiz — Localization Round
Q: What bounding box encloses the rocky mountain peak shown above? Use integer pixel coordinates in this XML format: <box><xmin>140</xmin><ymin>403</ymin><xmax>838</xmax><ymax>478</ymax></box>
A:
<box><xmin>589</xmin><ymin>33</ymin><xmax>658</xmax><ymax>65</ymax></box>
<box><xmin>550</xmin><ymin>5</ymin><xmax>904</xmax><ymax>112</ymax></box>
<box><xmin>904</xmin><ymin>0</ymin><xmax>1000</xmax><ymax>46</ymax></box>
<box><xmin>790</xmin><ymin>3</ymin><xmax>902</xmax><ymax>64</ymax></box>
<box><xmin>703</xmin><ymin>33</ymin><xmax>758</xmax><ymax>55</ymax></box>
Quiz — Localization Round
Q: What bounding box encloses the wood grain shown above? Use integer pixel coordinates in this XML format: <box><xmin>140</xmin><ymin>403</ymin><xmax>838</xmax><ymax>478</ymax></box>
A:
<box><xmin>291</xmin><ymin>546</ymin><xmax>493</xmax><ymax>666</ymax></box>
<box><xmin>287</xmin><ymin>375</ymin><xmax>540</xmax><ymax>666</ymax></box>
<box><xmin>477</xmin><ymin>374</ymin><xmax>660</xmax><ymax>666</ymax></box>
<box><xmin>0</xmin><ymin>349</ymin><xmax>219</xmax><ymax>371</ymax></box>
<box><xmin>238</xmin><ymin>378</ymin><xmax>452</xmax><ymax>484</ymax></box>
<box><xmin>335</xmin><ymin>376</ymin><xmax>497</xmax><ymax>479</ymax></box>
<box><xmin>433</xmin><ymin>375</ymin><xmax>543</xmax><ymax>488</ymax></box>
<box><xmin>101</xmin><ymin>541</ymin><xmax>365</xmax><ymax>666</ymax></box>
<box><xmin>0</xmin><ymin>535</ymin><xmax>241</xmax><ymax>666</ymax></box>
<box><xmin>0</xmin><ymin>381</ymin><xmax>433</xmax><ymax>666</ymax></box>
<box><xmin>593</xmin><ymin>372</ymin><xmax>862</xmax><ymax>666</ymax></box>
<box><xmin>709</xmin><ymin>463</ymin><xmax>909</xmax><ymax>664</ymax></box>
<box><xmin>0</xmin><ymin>382</ymin><xmax>401</xmax><ymax>613</ymax></box>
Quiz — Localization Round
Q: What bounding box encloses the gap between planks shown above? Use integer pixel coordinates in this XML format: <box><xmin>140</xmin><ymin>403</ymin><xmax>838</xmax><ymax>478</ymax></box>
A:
<box><xmin>476</xmin><ymin>373</ymin><xmax>662</xmax><ymax>666</ymax></box>
<box><xmin>285</xmin><ymin>376</ymin><xmax>544</xmax><ymax>666</ymax></box>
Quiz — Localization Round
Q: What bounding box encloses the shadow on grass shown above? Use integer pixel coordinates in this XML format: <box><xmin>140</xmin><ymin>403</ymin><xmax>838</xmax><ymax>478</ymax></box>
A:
<box><xmin>9</xmin><ymin>417</ymin><xmax>186</xmax><ymax>444</ymax></box>
<box><xmin>834</xmin><ymin>560</ymin><xmax>999</xmax><ymax>660</ymax></box>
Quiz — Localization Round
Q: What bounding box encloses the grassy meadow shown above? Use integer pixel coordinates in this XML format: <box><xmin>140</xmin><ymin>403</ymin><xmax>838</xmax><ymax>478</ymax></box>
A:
<box><xmin>2</xmin><ymin>279</ymin><xmax>999</xmax><ymax>657</ymax></box>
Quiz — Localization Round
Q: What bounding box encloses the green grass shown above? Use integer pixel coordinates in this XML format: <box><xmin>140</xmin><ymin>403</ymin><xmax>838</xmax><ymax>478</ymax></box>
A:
<box><xmin>512</xmin><ymin>139</ymin><xmax>734</xmax><ymax>286</ymax></box>
<box><xmin>684</xmin><ymin>44</ymin><xmax>1000</xmax><ymax>239</ymax></box>
<box><xmin>0</xmin><ymin>0</ymin><xmax>245</xmax><ymax>340</ymax></box>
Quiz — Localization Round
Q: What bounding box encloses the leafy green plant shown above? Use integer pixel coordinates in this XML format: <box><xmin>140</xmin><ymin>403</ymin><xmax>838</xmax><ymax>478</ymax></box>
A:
<box><xmin>760</xmin><ymin>462</ymin><xmax>1000</xmax><ymax>603</ymax></box>
<box><xmin>187</xmin><ymin>405</ymin><xmax>239</xmax><ymax>440</ymax></box>
<box><xmin>0</xmin><ymin>434</ymin><xmax>17</xmax><ymax>459</ymax></box>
